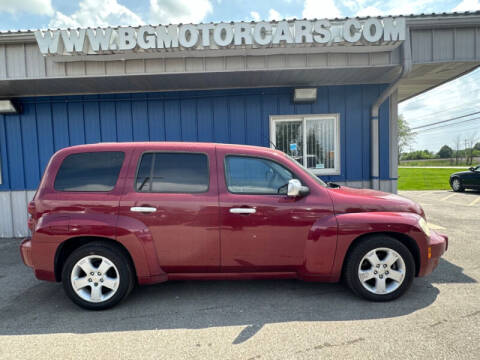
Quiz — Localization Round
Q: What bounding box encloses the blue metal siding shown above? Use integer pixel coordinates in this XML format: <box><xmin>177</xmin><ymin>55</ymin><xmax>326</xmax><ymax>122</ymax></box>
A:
<box><xmin>379</xmin><ymin>94</ymin><xmax>391</xmax><ymax>180</ymax></box>
<box><xmin>0</xmin><ymin>114</ymin><xmax>11</xmax><ymax>189</ymax></box>
<box><xmin>329</xmin><ymin>86</ymin><xmax>347</xmax><ymax>183</ymax></box>
<box><xmin>4</xmin><ymin>114</ymin><xmax>25</xmax><ymax>189</ymax></box>
<box><xmin>0</xmin><ymin>85</ymin><xmax>391</xmax><ymax>191</ymax></box>
<box><xmin>84</xmin><ymin>101</ymin><xmax>101</xmax><ymax>143</ymax></box>
<box><xmin>345</xmin><ymin>86</ymin><xmax>363</xmax><ymax>181</ymax></box>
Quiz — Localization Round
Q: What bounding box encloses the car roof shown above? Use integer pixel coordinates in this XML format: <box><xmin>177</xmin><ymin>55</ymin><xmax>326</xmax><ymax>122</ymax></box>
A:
<box><xmin>57</xmin><ymin>141</ymin><xmax>281</xmax><ymax>156</ymax></box>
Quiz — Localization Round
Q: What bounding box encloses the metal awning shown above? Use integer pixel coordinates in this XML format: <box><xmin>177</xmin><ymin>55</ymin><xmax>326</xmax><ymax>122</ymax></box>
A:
<box><xmin>0</xmin><ymin>12</ymin><xmax>479</xmax><ymax>99</ymax></box>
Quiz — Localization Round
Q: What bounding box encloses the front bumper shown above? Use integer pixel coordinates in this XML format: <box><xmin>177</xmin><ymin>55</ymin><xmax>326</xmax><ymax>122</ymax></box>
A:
<box><xmin>20</xmin><ymin>237</ymin><xmax>33</xmax><ymax>268</ymax></box>
<box><xmin>419</xmin><ymin>229</ymin><xmax>448</xmax><ymax>277</ymax></box>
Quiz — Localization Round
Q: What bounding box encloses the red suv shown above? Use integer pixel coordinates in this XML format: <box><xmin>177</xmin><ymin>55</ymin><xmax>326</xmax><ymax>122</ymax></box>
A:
<box><xmin>20</xmin><ymin>142</ymin><xmax>447</xmax><ymax>310</ymax></box>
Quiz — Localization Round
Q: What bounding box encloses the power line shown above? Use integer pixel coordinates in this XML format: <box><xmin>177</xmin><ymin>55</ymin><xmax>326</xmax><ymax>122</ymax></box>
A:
<box><xmin>411</xmin><ymin>111</ymin><xmax>480</xmax><ymax>131</ymax></box>
<box><xmin>401</xmin><ymin>101</ymin><xmax>480</xmax><ymax>124</ymax></box>
<box><xmin>416</xmin><ymin>120</ymin><xmax>480</xmax><ymax>133</ymax></box>
<box><xmin>413</xmin><ymin>129</ymin><xmax>478</xmax><ymax>140</ymax></box>
<box><xmin>415</xmin><ymin>116</ymin><xmax>480</xmax><ymax>133</ymax></box>
<box><xmin>401</xmin><ymin>91</ymin><xmax>480</xmax><ymax>116</ymax></box>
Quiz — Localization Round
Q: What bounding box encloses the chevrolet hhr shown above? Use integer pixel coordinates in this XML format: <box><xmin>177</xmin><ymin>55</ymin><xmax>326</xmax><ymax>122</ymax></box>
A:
<box><xmin>20</xmin><ymin>142</ymin><xmax>447</xmax><ymax>310</ymax></box>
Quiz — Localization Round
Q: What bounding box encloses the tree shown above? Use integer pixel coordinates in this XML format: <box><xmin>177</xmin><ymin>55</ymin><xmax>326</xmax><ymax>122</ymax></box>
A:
<box><xmin>437</xmin><ymin>145</ymin><xmax>453</xmax><ymax>159</ymax></box>
<box><xmin>401</xmin><ymin>149</ymin><xmax>435</xmax><ymax>160</ymax></box>
<box><xmin>453</xmin><ymin>135</ymin><xmax>462</xmax><ymax>165</ymax></box>
<box><xmin>398</xmin><ymin>114</ymin><xmax>416</xmax><ymax>160</ymax></box>
<box><xmin>464</xmin><ymin>132</ymin><xmax>478</xmax><ymax>165</ymax></box>
<box><xmin>474</xmin><ymin>142</ymin><xmax>480</xmax><ymax>151</ymax></box>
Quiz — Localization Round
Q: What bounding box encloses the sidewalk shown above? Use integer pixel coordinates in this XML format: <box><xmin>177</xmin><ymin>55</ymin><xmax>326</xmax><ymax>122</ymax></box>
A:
<box><xmin>398</xmin><ymin>166</ymin><xmax>468</xmax><ymax>169</ymax></box>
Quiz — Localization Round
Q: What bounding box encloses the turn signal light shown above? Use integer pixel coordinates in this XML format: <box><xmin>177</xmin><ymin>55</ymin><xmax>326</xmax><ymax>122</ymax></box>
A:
<box><xmin>428</xmin><ymin>247</ymin><xmax>432</xmax><ymax>259</ymax></box>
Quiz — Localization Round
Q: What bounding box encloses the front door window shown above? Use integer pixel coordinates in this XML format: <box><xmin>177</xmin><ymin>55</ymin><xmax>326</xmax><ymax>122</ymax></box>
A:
<box><xmin>225</xmin><ymin>155</ymin><xmax>294</xmax><ymax>195</ymax></box>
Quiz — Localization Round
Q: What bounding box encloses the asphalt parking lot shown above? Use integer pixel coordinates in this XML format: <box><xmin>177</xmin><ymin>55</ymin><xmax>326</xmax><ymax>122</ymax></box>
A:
<box><xmin>0</xmin><ymin>190</ymin><xmax>479</xmax><ymax>359</ymax></box>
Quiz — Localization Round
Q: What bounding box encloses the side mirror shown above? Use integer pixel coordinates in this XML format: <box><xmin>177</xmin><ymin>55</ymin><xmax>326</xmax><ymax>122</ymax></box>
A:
<box><xmin>469</xmin><ymin>167</ymin><xmax>475</xmax><ymax>171</ymax></box>
<box><xmin>287</xmin><ymin>179</ymin><xmax>309</xmax><ymax>197</ymax></box>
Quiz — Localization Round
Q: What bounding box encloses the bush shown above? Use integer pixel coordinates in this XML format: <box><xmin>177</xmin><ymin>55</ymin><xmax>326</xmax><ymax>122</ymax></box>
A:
<box><xmin>401</xmin><ymin>150</ymin><xmax>435</xmax><ymax>161</ymax></box>
<box><xmin>437</xmin><ymin>145</ymin><xmax>453</xmax><ymax>159</ymax></box>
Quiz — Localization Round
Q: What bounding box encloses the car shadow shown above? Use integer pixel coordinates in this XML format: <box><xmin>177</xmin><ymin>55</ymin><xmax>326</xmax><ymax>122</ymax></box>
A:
<box><xmin>443</xmin><ymin>189</ymin><xmax>480</xmax><ymax>195</ymax></box>
<box><xmin>0</xmin><ymin>258</ymin><xmax>475</xmax><ymax>343</ymax></box>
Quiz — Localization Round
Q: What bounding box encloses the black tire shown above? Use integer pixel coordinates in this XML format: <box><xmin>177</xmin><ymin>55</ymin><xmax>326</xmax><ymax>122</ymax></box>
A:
<box><xmin>62</xmin><ymin>242</ymin><xmax>134</xmax><ymax>310</ymax></box>
<box><xmin>451</xmin><ymin>177</ymin><xmax>464</xmax><ymax>192</ymax></box>
<box><xmin>344</xmin><ymin>235</ymin><xmax>415</xmax><ymax>301</ymax></box>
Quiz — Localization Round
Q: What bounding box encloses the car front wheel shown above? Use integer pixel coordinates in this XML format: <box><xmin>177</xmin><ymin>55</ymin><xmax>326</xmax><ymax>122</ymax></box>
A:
<box><xmin>451</xmin><ymin>177</ymin><xmax>464</xmax><ymax>192</ymax></box>
<box><xmin>62</xmin><ymin>242</ymin><xmax>134</xmax><ymax>310</ymax></box>
<box><xmin>344</xmin><ymin>235</ymin><xmax>415</xmax><ymax>301</ymax></box>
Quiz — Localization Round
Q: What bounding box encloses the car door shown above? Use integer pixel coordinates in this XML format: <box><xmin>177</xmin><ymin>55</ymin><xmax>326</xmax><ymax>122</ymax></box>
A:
<box><xmin>217</xmin><ymin>147</ymin><xmax>335</xmax><ymax>273</ymax></box>
<box><xmin>118</xmin><ymin>147</ymin><xmax>220</xmax><ymax>273</ymax></box>
<box><xmin>463</xmin><ymin>166</ymin><xmax>480</xmax><ymax>188</ymax></box>
<box><xmin>473</xmin><ymin>166</ymin><xmax>480</xmax><ymax>188</ymax></box>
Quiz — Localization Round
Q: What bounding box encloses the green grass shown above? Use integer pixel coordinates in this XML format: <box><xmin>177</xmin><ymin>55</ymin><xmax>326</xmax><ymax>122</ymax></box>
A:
<box><xmin>400</xmin><ymin>157</ymin><xmax>479</xmax><ymax>167</ymax></box>
<box><xmin>398</xmin><ymin>167</ymin><xmax>467</xmax><ymax>190</ymax></box>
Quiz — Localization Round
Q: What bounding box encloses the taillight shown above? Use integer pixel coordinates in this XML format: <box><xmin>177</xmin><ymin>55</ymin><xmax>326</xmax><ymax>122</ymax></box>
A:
<box><xmin>27</xmin><ymin>201</ymin><xmax>36</xmax><ymax>216</ymax></box>
<box><xmin>27</xmin><ymin>201</ymin><xmax>36</xmax><ymax>232</ymax></box>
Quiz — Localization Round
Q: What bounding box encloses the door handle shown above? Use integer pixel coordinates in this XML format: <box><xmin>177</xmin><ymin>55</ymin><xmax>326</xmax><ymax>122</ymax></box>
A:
<box><xmin>229</xmin><ymin>208</ymin><xmax>256</xmax><ymax>214</ymax></box>
<box><xmin>130</xmin><ymin>206</ymin><xmax>157</xmax><ymax>213</ymax></box>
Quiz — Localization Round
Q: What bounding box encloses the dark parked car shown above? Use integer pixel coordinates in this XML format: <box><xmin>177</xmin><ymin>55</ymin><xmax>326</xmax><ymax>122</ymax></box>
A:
<box><xmin>450</xmin><ymin>165</ymin><xmax>480</xmax><ymax>192</ymax></box>
<box><xmin>21</xmin><ymin>142</ymin><xmax>447</xmax><ymax>310</ymax></box>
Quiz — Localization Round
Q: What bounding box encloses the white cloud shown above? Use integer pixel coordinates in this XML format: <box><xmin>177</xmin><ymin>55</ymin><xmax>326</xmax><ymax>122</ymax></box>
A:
<box><xmin>356</xmin><ymin>6</ymin><xmax>385</xmax><ymax>17</ymax></box>
<box><xmin>0</xmin><ymin>0</ymin><xmax>53</xmax><ymax>16</ymax></box>
<box><xmin>343</xmin><ymin>0</ymin><xmax>358</xmax><ymax>11</ymax></box>
<box><xmin>453</xmin><ymin>0</ymin><xmax>480</xmax><ymax>12</ymax></box>
<box><xmin>302</xmin><ymin>0</ymin><xmax>342</xmax><ymax>19</ymax></box>
<box><xmin>49</xmin><ymin>0</ymin><xmax>144</xmax><ymax>28</ymax></box>
<box><xmin>350</xmin><ymin>0</ymin><xmax>446</xmax><ymax>17</ymax></box>
<box><xmin>268</xmin><ymin>8</ymin><xmax>282</xmax><ymax>21</ymax></box>
<box><xmin>149</xmin><ymin>0</ymin><xmax>212</xmax><ymax>24</ymax></box>
<box><xmin>49</xmin><ymin>11</ymin><xmax>79</xmax><ymax>28</ymax></box>
<box><xmin>250</xmin><ymin>11</ymin><xmax>261</xmax><ymax>21</ymax></box>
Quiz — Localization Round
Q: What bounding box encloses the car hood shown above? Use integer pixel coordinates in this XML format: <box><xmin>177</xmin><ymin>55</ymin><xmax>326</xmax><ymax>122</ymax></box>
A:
<box><xmin>327</xmin><ymin>186</ymin><xmax>424</xmax><ymax>217</ymax></box>
<box><xmin>451</xmin><ymin>170</ymin><xmax>471</xmax><ymax>177</ymax></box>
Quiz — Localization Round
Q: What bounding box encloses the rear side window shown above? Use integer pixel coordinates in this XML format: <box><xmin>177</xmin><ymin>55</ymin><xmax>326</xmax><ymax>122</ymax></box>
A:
<box><xmin>54</xmin><ymin>151</ymin><xmax>125</xmax><ymax>192</ymax></box>
<box><xmin>136</xmin><ymin>152</ymin><xmax>209</xmax><ymax>193</ymax></box>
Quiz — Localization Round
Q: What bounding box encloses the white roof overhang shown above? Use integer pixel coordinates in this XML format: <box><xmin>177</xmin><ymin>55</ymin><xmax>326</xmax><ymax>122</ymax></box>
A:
<box><xmin>0</xmin><ymin>13</ymin><xmax>478</xmax><ymax>99</ymax></box>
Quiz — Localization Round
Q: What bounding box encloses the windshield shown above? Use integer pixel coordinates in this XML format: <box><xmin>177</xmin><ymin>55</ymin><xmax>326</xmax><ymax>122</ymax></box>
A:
<box><xmin>282</xmin><ymin>152</ymin><xmax>327</xmax><ymax>187</ymax></box>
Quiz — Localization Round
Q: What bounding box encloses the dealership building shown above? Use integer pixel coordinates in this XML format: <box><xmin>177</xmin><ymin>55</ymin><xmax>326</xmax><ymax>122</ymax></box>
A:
<box><xmin>0</xmin><ymin>12</ymin><xmax>479</xmax><ymax>237</ymax></box>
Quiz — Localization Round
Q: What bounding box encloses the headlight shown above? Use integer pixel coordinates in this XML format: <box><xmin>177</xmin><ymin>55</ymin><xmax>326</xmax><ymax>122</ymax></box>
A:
<box><xmin>418</xmin><ymin>217</ymin><xmax>431</xmax><ymax>237</ymax></box>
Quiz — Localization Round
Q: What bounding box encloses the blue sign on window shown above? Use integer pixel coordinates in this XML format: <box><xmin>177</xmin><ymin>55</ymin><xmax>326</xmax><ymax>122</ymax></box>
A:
<box><xmin>289</xmin><ymin>143</ymin><xmax>297</xmax><ymax>151</ymax></box>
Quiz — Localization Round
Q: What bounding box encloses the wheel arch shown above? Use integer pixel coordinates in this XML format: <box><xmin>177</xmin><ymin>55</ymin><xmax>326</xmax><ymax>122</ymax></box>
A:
<box><xmin>340</xmin><ymin>231</ymin><xmax>421</xmax><ymax>279</ymax></box>
<box><xmin>54</xmin><ymin>236</ymin><xmax>137</xmax><ymax>282</ymax></box>
<box><xmin>450</xmin><ymin>175</ymin><xmax>461</xmax><ymax>184</ymax></box>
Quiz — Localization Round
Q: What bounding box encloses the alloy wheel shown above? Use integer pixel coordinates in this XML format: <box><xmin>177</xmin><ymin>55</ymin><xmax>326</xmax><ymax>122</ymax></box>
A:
<box><xmin>452</xmin><ymin>178</ymin><xmax>461</xmax><ymax>191</ymax></box>
<box><xmin>357</xmin><ymin>247</ymin><xmax>406</xmax><ymax>295</ymax></box>
<box><xmin>70</xmin><ymin>255</ymin><xmax>120</xmax><ymax>303</ymax></box>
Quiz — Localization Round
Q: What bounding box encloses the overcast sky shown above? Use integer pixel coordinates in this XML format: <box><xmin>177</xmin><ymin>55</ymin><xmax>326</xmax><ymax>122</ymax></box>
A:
<box><xmin>0</xmin><ymin>0</ymin><xmax>479</xmax><ymax>153</ymax></box>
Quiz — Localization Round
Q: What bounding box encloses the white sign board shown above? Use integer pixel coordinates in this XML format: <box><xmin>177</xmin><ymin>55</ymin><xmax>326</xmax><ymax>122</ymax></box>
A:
<box><xmin>35</xmin><ymin>18</ymin><xmax>406</xmax><ymax>56</ymax></box>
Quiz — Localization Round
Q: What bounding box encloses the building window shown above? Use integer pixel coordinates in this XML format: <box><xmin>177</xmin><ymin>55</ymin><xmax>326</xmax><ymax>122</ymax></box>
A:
<box><xmin>270</xmin><ymin>114</ymin><xmax>340</xmax><ymax>175</ymax></box>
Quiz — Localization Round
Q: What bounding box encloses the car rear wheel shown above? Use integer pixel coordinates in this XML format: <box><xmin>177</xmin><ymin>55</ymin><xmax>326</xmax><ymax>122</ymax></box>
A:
<box><xmin>62</xmin><ymin>242</ymin><xmax>134</xmax><ymax>310</ymax></box>
<box><xmin>451</xmin><ymin>177</ymin><xmax>464</xmax><ymax>192</ymax></box>
<box><xmin>344</xmin><ymin>235</ymin><xmax>415</xmax><ymax>301</ymax></box>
